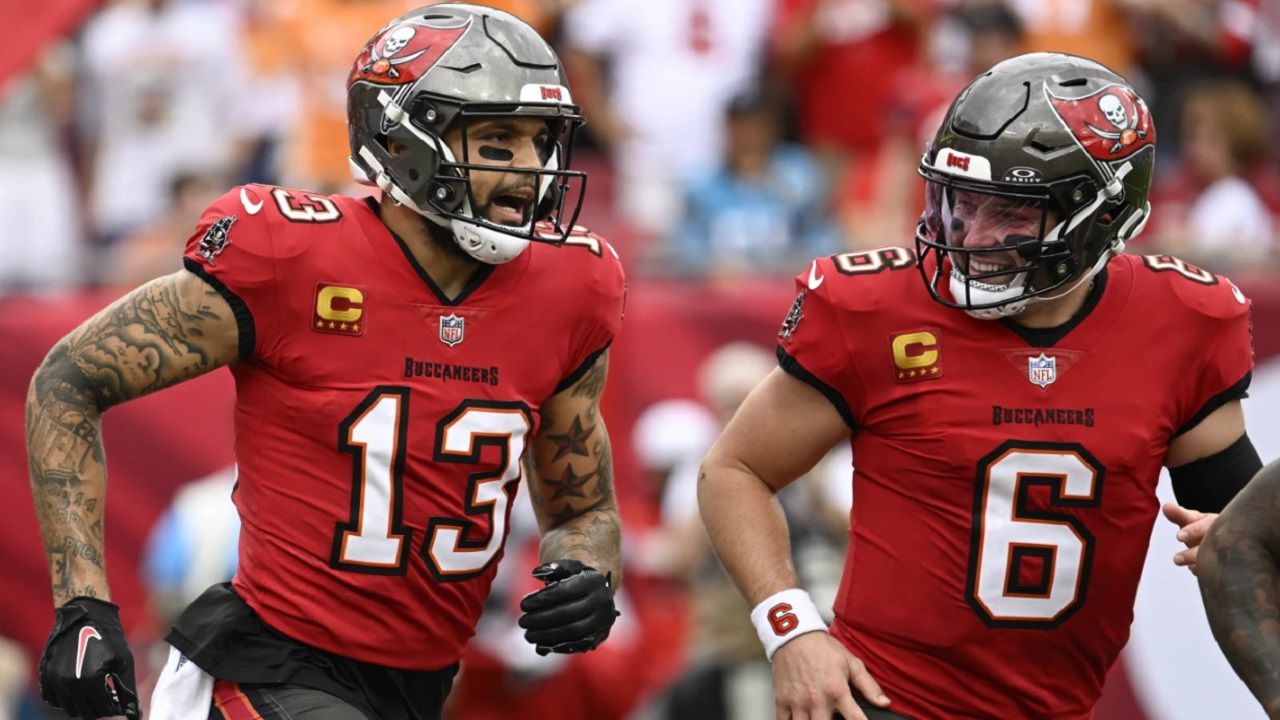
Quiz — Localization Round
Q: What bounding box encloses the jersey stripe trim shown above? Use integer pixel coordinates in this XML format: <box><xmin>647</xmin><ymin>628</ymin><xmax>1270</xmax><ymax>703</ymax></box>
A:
<box><xmin>212</xmin><ymin>680</ymin><xmax>262</xmax><ymax>720</ymax></box>
<box><xmin>183</xmin><ymin>258</ymin><xmax>256</xmax><ymax>361</ymax></box>
<box><xmin>1174</xmin><ymin>370</ymin><xmax>1251</xmax><ymax>438</ymax></box>
<box><xmin>776</xmin><ymin>345</ymin><xmax>857</xmax><ymax>430</ymax></box>
<box><xmin>554</xmin><ymin>341</ymin><xmax>611</xmax><ymax>395</ymax></box>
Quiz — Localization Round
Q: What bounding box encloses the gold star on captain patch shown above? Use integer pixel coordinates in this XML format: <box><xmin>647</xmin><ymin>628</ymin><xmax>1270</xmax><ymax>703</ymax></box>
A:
<box><xmin>931</xmin><ymin>367</ymin><xmax>940</xmax><ymax>374</ymax></box>
<box><xmin>339</xmin><ymin>323</ymin><xmax>348</xmax><ymax>330</ymax></box>
<box><xmin>352</xmin><ymin>323</ymin><xmax>360</xmax><ymax>332</ymax></box>
<box><xmin>316</xmin><ymin>320</ymin><xmax>324</xmax><ymax>328</ymax></box>
<box><xmin>328</xmin><ymin>321</ymin><xmax>336</xmax><ymax>329</ymax></box>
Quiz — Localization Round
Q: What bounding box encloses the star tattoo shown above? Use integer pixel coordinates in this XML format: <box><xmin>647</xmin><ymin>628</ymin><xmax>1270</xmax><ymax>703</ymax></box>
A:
<box><xmin>547</xmin><ymin>415</ymin><xmax>593</xmax><ymax>461</ymax></box>
<box><xmin>545</xmin><ymin>463</ymin><xmax>595</xmax><ymax>500</ymax></box>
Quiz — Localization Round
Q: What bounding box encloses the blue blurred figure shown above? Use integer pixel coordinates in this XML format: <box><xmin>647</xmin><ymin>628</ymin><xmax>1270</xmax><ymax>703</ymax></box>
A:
<box><xmin>674</xmin><ymin>93</ymin><xmax>838</xmax><ymax>276</ymax></box>
<box><xmin>143</xmin><ymin>467</ymin><xmax>239</xmax><ymax>626</ymax></box>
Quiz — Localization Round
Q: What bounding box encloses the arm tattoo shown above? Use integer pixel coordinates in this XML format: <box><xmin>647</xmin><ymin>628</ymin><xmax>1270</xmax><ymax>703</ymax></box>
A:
<box><xmin>63</xmin><ymin>275</ymin><xmax>229</xmax><ymax>407</ymax></box>
<box><xmin>26</xmin><ymin>271</ymin><xmax>238</xmax><ymax>604</ymax></box>
<box><xmin>1198</xmin><ymin>463</ymin><xmax>1280</xmax><ymax>717</ymax></box>
<box><xmin>542</xmin><ymin>461</ymin><xmax>596</xmax><ymax>500</ymax></box>
<box><xmin>530</xmin><ymin>353</ymin><xmax>622</xmax><ymax>587</ymax></box>
<box><xmin>570</xmin><ymin>356</ymin><xmax>607</xmax><ymax>399</ymax></box>
<box><xmin>546</xmin><ymin>415</ymin><xmax>594</xmax><ymax>461</ymax></box>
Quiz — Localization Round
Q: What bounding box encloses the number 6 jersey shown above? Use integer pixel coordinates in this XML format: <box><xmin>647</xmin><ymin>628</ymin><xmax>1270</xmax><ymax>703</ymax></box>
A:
<box><xmin>179</xmin><ymin>185</ymin><xmax>625</xmax><ymax>670</ymax></box>
<box><xmin>778</xmin><ymin>248</ymin><xmax>1252</xmax><ymax>720</ymax></box>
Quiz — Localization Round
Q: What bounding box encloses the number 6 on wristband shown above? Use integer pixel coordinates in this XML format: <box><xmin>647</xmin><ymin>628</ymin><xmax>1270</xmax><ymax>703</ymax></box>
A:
<box><xmin>751</xmin><ymin>588</ymin><xmax>828</xmax><ymax>660</ymax></box>
<box><xmin>769</xmin><ymin>604</ymin><xmax>799</xmax><ymax>635</ymax></box>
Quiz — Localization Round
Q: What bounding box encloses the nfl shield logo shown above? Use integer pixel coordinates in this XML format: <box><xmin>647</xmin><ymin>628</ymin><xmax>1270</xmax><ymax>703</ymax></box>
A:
<box><xmin>1028</xmin><ymin>353</ymin><xmax>1056</xmax><ymax>388</ymax></box>
<box><xmin>439</xmin><ymin>313</ymin><xmax>465</xmax><ymax>347</ymax></box>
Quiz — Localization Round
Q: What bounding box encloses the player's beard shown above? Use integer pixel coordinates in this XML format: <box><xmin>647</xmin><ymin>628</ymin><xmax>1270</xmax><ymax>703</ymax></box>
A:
<box><xmin>418</xmin><ymin>177</ymin><xmax>538</xmax><ymax>260</ymax></box>
<box><xmin>422</xmin><ymin>216</ymin><xmax>474</xmax><ymax>261</ymax></box>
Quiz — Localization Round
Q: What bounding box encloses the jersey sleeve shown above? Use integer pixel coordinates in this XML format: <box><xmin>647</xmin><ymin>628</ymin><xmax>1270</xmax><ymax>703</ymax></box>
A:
<box><xmin>1172</xmin><ymin>273</ymin><xmax>1255</xmax><ymax>437</ymax></box>
<box><xmin>555</xmin><ymin>235</ymin><xmax>626</xmax><ymax>393</ymax></box>
<box><xmin>181</xmin><ymin>185</ymin><xmax>280</xmax><ymax>362</ymax></box>
<box><xmin>776</xmin><ymin>257</ymin><xmax>861</xmax><ymax>429</ymax></box>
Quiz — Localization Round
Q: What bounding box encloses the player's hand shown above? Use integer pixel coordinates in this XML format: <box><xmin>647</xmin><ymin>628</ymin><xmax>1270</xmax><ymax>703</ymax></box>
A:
<box><xmin>1163</xmin><ymin>501</ymin><xmax>1218</xmax><ymax>575</ymax></box>
<box><xmin>771</xmin><ymin>631</ymin><xmax>889</xmax><ymax>720</ymax></box>
<box><xmin>518</xmin><ymin>559</ymin><xmax>619</xmax><ymax>656</ymax></box>
<box><xmin>38</xmin><ymin>597</ymin><xmax>141</xmax><ymax>719</ymax></box>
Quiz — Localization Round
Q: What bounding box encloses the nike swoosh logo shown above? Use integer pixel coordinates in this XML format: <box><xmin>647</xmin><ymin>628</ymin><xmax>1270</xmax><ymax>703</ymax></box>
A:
<box><xmin>240</xmin><ymin>187</ymin><xmax>264</xmax><ymax>215</ymax></box>
<box><xmin>75</xmin><ymin>626</ymin><xmax>102</xmax><ymax>679</ymax></box>
<box><xmin>807</xmin><ymin>260</ymin><xmax>824</xmax><ymax>290</ymax></box>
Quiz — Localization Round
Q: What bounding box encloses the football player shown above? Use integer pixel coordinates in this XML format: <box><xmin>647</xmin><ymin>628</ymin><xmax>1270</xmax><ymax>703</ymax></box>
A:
<box><xmin>26</xmin><ymin>6</ymin><xmax>624</xmax><ymax>719</ymax></box>
<box><xmin>700</xmin><ymin>53</ymin><xmax>1263</xmax><ymax>720</ymax></box>
<box><xmin>1197</xmin><ymin>459</ymin><xmax>1280</xmax><ymax>718</ymax></box>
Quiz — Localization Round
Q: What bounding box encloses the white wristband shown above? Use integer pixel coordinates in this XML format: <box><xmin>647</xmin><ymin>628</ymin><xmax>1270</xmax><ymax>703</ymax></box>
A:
<box><xmin>750</xmin><ymin>588</ymin><xmax>828</xmax><ymax>661</ymax></box>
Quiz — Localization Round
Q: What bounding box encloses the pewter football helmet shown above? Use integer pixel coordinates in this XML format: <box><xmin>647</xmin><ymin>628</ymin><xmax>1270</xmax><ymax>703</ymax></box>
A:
<box><xmin>916</xmin><ymin>53</ymin><xmax>1156</xmax><ymax>318</ymax></box>
<box><xmin>347</xmin><ymin>4</ymin><xmax>586</xmax><ymax>263</ymax></box>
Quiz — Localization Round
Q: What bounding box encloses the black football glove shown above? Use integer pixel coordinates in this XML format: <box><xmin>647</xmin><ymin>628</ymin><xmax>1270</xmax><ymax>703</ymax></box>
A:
<box><xmin>38</xmin><ymin>597</ymin><xmax>141</xmax><ymax>719</ymax></box>
<box><xmin>518</xmin><ymin>559</ymin><xmax>619</xmax><ymax>656</ymax></box>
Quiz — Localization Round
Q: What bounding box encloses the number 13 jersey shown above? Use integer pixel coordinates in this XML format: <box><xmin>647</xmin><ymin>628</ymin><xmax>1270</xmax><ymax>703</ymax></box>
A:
<box><xmin>180</xmin><ymin>185</ymin><xmax>625</xmax><ymax>670</ymax></box>
<box><xmin>778</xmin><ymin>249</ymin><xmax>1252</xmax><ymax>720</ymax></box>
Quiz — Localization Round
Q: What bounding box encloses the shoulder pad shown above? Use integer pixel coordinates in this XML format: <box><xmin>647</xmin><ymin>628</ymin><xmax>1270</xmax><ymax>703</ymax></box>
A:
<box><xmin>1133</xmin><ymin>253</ymin><xmax>1250</xmax><ymax>320</ymax></box>
<box><xmin>536</xmin><ymin>223</ymin><xmax>619</xmax><ymax>261</ymax></box>
<box><xmin>801</xmin><ymin>247</ymin><xmax>922</xmax><ymax>312</ymax></box>
<box><xmin>538</xmin><ymin>224</ymin><xmax>625</xmax><ymax>296</ymax></box>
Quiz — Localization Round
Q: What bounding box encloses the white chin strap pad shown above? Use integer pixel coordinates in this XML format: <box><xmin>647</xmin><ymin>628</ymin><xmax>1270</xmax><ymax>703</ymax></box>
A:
<box><xmin>450</xmin><ymin>219</ymin><xmax>530</xmax><ymax>264</ymax></box>
<box><xmin>950</xmin><ymin>269</ymin><xmax>1031</xmax><ymax>319</ymax></box>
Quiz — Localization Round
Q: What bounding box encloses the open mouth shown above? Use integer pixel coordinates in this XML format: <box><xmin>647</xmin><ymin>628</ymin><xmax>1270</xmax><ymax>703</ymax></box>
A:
<box><xmin>488</xmin><ymin>188</ymin><xmax>535</xmax><ymax>226</ymax></box>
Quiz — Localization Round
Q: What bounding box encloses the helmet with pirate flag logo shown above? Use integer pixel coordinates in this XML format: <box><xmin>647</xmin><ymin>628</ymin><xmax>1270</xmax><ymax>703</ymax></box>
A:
<box><xmin>915</xmin><ymin>52</ymin><xmax>1156</xmax><ymax>318</ymax></box>
<box><xmin>347</xmin><ymin>4</ymin><xmax>587</xmax><ymax>264</ymax></box>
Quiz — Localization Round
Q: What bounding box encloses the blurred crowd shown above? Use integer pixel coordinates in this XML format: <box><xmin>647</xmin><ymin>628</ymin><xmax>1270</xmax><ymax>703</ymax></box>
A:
<box><xmin>4</xmin><ymin>1</ymin><xmax>1280</xmax><ymax>719</ymax></box>
<box><xmin>2</xmin><ymin>0</ymin><xmax>1279</xmax><ymax>296</ymax></box>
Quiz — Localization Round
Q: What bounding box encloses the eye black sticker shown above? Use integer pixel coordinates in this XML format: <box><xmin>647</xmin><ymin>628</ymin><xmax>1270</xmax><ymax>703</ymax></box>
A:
<box><xmin>477</xmin><ymin>146</ymin><xmax>514</xmax><ymax>161</ymax></box>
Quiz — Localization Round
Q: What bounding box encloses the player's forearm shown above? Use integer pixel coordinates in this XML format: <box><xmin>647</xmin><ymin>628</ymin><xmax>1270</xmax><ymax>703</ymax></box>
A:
<box><xmin>530</xmin><ymin>352</ymin><xmax>624</xmax><ymax>586</ymax></box>
<box><xmin>698</xmin><ymin>458</ymin><xmax>800</xmax><ymax>606</ymax></box>
<box><xmin>26</xmin><ymin>273</ymin><xmax>238</xmax><ymax>606</ymax></box>
<box><xmin>539</xmin><ymin>504</ymin><xmax>622</xmax><ymax>590</ymax></box>
<box><xmin>1199</xmin><ymin>516</ymin><xmax>1280</xmax><ymax>718</ymax></box>
<box><xmin>531</xmin><ymin>405</ymin><xmax>623</xmax><ymax>587</ymax></box>
<box><xmin>26</xmin><ymin>342</ymin><xmax>112</xmax><ymax>605</ymax></box>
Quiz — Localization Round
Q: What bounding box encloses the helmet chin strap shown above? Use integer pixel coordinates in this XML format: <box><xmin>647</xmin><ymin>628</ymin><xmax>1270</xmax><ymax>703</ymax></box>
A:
<box><xmin>951</xmin><ymin>269</ymin><xmax>1032</xmax><ymax>320</ymax></box>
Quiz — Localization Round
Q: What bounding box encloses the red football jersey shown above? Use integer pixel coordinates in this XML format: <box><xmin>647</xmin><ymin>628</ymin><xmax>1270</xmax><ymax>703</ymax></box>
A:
<box><xmin>778</xmin><ymin>248</ymin><xmax>1252</xmax><ymax>719</ymax></box>
<box><xmin>181</xmin><ymin>185</ymin><xmax>625</xmax><ymax>670</ymax></box>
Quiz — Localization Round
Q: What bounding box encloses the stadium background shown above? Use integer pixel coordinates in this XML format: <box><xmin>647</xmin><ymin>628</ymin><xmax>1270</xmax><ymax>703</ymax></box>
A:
<box><xmin>2</xmin><ymin>1</ymin><xmax>1279</xmax><ymax>718</ymax></box>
